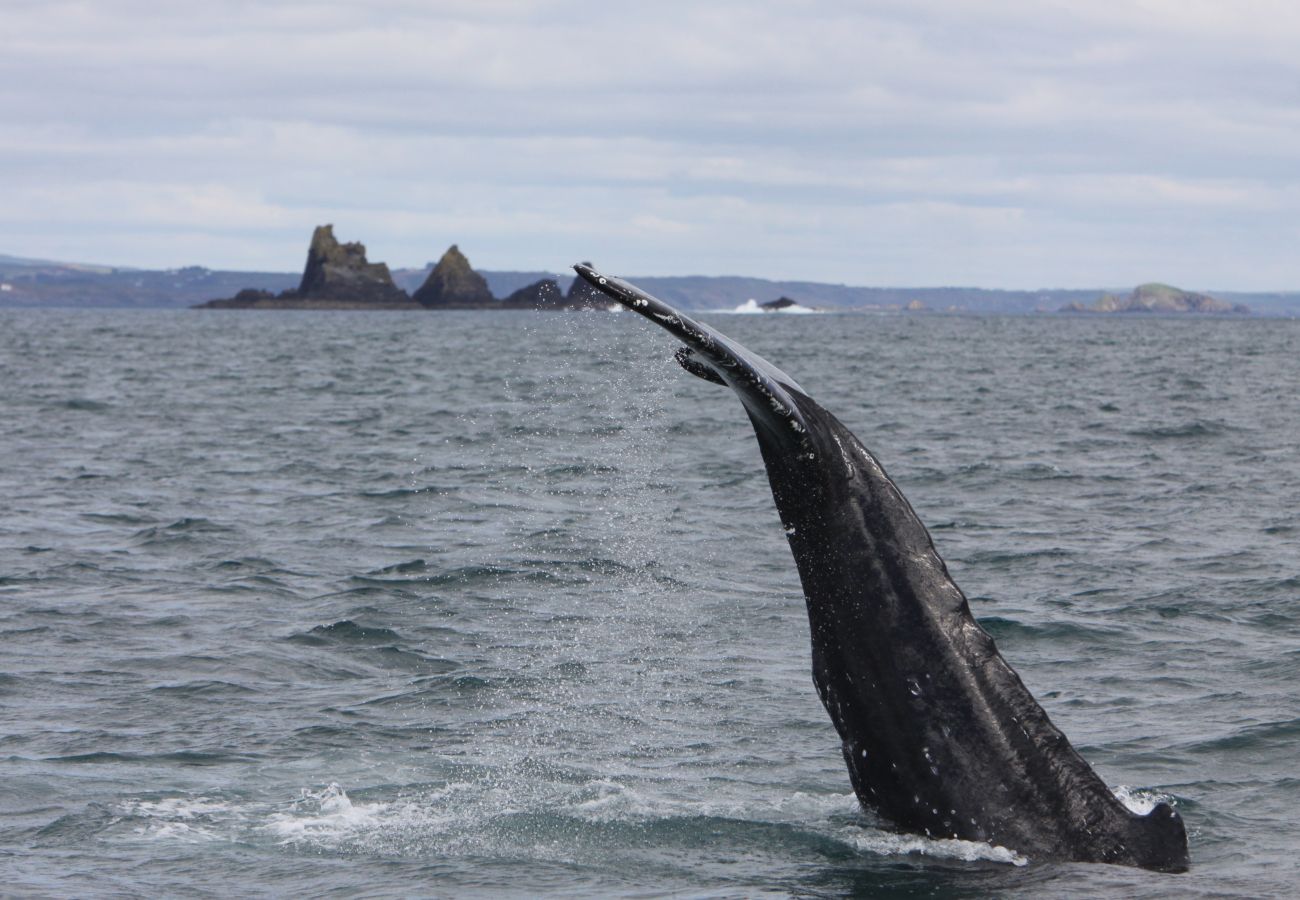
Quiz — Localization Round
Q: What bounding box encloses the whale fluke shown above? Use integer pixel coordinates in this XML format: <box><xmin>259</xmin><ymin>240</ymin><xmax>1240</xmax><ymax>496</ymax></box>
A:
<box><xmin>576</xmin><ymin>262</ymin><xmax>1189</xmax><ymax>872</ymax></box>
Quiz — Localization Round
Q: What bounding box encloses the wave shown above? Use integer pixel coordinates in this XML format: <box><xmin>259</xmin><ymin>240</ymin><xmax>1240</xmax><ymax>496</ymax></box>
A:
<box><xmin>287</xmin><ymin>620</ymin><xmax>406</xmax><ymax>646</ymax></box>
<box><xmin>45</xmin><ymin>749</ymin><xmax>258</xmax><ymax>766</ymax></box>
<box><xmin>1127</xmin><ymin>419</ymin><xmax>1232</xmax><ymax>440</ymax></box>
<box><xmin>56</xmin><ymin>398</ymin><xmax>112</xmax><ymax>412</ymax></box>
<box><xmin>369</xmin><ymin>558</ymin><xmax>429</xmax><ymax>575</ymax></box>
<box><xmin>283</xmin><ymin>620</ymin><xmax>461</xmax><ymax>678</ymax></box>
<box><xmin>148</xmin><ymin>680</ymin><xmax>260</xmax><ymax>698</ymax></box>
<box><xmin>1180</xmin><ymin>717</ymin><xmax>1300</xmax><ymax>753</ymax></box>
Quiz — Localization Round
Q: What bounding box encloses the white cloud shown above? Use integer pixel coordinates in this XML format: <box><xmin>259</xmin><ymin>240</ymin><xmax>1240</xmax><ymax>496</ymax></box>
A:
<box><xmin>1</xmin><ymin>0</ymin><xmax>1298</xmax><ymax>288</ymax></box>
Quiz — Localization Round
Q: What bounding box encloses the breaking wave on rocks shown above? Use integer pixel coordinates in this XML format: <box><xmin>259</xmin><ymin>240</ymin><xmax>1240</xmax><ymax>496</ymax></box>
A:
<box><xmin>726</xmin><ymin>298</ymin><xmax>819</xmax><ymax>314</ymax></box>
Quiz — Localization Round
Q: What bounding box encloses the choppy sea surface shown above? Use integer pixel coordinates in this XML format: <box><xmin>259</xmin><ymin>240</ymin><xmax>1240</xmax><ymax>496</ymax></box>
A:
<box><xmin>1</xmin><ymin>308</ymin><xmax>1297</xmax><ymax>898</ymax></box>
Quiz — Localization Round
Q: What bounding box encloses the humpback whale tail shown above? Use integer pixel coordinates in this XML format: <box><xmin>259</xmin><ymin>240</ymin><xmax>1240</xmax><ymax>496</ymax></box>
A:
<box><xmin>574</xmin><ymin>264</ymin><xmax>810</xmax><ymax>450</ymax></box>
<box><xmin>575</xmin><ymin>262</ymin><xmax>1189</xmax><ymax>873</ymax></box>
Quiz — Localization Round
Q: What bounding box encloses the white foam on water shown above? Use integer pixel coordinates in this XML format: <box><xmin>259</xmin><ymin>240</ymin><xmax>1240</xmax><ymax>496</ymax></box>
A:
<box><xmin>116</xmin><ymin>778</ymin><xmax>1024</xmax><ymax>869</ymax></box>
<box><xmin>836</xmin><ymin>827</ymin><xmax>1029</xmax><ymax>866</ymax></box>
<box><xmin>1113</xmin><ymin>784</ymin><xmax>1173</xmax><ymax>815</ymax></box>
<box><xmin>568</xmin><ymin>778</ymin><xmax>661</xmax><ymax>821</ymax></box>
<box><xmin>754</xmin><ymin>790</ymin><xmax>862</xmax><ymax>821</ymax></box>
<box><xmin>263</xmin><ymin>783</ymin><xmax>389</xmax><ymax>844</ymax></box>
<box><xmin>132</xmin><ymin>820</ymin><xmax>220</xmax><ymax>843</ymax></box>
<box><xmin>263</xmin><ymin>782</ymin><xmax>502</xmax><ymax>846</ymax></box>
<box><xmin>119</xmin><ymin>796</ymin><xmax>237</xmax><ymax>843</ymax></box>
<box><xmin>259</xmin><ymin>780</ymin><xmax>536</xmax><ymax>856</ymax></box>
<box><xmin>125</xmin><ymin>796</ymin><xmax>235</xmax><ymax>819</ymax></box>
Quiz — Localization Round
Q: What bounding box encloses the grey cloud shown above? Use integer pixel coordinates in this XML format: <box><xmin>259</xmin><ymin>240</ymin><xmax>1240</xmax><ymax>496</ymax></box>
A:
<box><xmin>2</xmin><ymin>0</ymin><xmax>1298</xmax><ymax>288</ymax></box>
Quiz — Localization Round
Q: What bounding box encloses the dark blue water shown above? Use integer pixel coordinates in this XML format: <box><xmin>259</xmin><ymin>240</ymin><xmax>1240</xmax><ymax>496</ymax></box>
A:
<box><xmin>1</xmin><ymin>309</ymin><xmax>1297</xmax><ymax>897</ymax></box>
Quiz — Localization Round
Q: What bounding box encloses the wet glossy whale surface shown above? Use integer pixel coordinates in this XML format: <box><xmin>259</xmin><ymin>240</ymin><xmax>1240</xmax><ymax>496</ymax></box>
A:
<box><xmin>578</xmin><ymin>266</ymin><xmax>1188</xmax><ymax>870</ymax></box>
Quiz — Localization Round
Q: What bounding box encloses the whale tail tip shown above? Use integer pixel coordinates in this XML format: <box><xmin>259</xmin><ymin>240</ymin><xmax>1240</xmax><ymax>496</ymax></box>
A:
<box><xmin>1130</xmin><ymin>801</ymin><xmax>1190</xmax><ymax>873</ymax></box>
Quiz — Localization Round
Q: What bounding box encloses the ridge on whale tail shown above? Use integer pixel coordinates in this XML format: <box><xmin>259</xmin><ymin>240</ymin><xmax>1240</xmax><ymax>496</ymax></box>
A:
<box><xmin>574</xmin><ymin>263</ymin><xmax>1189</xmax><ymax>872</ymax></box>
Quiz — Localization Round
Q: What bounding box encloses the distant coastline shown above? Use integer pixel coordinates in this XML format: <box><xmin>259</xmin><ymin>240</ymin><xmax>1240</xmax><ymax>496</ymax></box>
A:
<box><xmin>3</xmin><ymin>228</ymin><xmax>1297</xmax><ymax>314</ymax></box>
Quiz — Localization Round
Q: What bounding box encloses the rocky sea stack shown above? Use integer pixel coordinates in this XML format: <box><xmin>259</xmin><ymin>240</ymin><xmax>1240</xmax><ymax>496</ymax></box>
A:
<box><xmin>412</xmin><ymin>245</ymin><xmax>495</xmax><ymax>308</ymax></box>
<box><xmin>1062</xmin><ymin>283</ymin><xmax>1250</xmax><ymax>315</ymax></box>
<box><xmin>197</xmin><ymin>225</ymin><xmax>615</xmax><ymax>311</ymax></box>
<box><xmin>297</xmin><ymin>225</ymin><xmax>409</xmax><ymax>304</ymax></box>
<box><xmin>199</xmin><ymin>225</ymin><xmax>417</xmax><ymax>309</ymax></box>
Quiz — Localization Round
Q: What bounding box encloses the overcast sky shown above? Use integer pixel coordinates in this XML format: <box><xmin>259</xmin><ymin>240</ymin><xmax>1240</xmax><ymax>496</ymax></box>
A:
<box><xmin>3</xmin><ymin>0</ymin><xmax>1298</xmax><ymax>288</ymax></box>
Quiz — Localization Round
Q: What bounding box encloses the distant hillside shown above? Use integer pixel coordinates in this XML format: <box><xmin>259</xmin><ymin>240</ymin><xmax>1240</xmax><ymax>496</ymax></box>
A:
<box><xmin>4</xmin><ymin>253</ymin><xmax>1299</xmax><ymax>314</ymax></box>
<box><xmin>0</xmin><ymin>260</ymin><xmax>298</xmax><ymax>309</ymax></box>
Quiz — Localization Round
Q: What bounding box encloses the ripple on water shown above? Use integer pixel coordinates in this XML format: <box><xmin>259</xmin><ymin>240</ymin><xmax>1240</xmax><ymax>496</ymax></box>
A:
<box><xmin>2</xmin><ymin>311</ymin><xmax>1298</xmax><ymax>897</ymax></box>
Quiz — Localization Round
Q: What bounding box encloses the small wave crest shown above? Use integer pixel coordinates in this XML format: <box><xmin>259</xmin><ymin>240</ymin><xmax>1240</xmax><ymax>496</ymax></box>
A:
<box><xmin>1128</xmin><ymin>419</ymin><xmax>1231</xmax><ymax>440</ymax></box>
<box><xmin>264</xmin><ymin>783</ymin><xmax>391</xmax><ymax>844</ymax></box>
<box><xmin>288</xmin><ymin>620</ymin><xmax>405</xmax><ymax>646</ymax></box>
<box><xmin>121</xmin><ymin>796</ymin><xmax>236</xmax><ymax>843</ymax></box>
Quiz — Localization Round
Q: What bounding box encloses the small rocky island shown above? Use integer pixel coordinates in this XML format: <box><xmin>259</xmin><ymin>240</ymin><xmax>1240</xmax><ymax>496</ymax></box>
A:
<box><xmin>1061</xmin><ymin>283</ymin><xmax>1250</xmax><ymax>315</ymax></box>
<box><xmin>197</xmin><ymin>226</ymin><xmax>605</xmax><ymax>311</ymax></box>
<box><xmin>199</xmin><ymin>226</ymin><xmax>416</xmax><ymax>309</ymax></box>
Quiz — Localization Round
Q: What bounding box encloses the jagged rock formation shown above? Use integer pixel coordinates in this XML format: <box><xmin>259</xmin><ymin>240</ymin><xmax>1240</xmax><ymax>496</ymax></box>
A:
<box><xmin>295</xmin><ymin>225</ymin><xmax>408</xmax><ymax>303</ymax></box>
<box><xmin>761</xmin><ymin>296</ymin><xmax>799</xmax><ymax>311</ymax></box>
<box><xmin>1062</xmin><ymin>283</ymin><xmax>1250</xmax><ymax>315</ymax></box>
<box><xmin>198</xmin><ymin>225</ymin><xmax>416</xmax><ymax>308</ymax></box>
<box><xmin>500</xmin><ymin>278</ymin><xmax>565</xmax><ymax>309</ymax></box>
<box><xmin>412</xmin><ymin>245</ymin><xmax>494</xmax><ymax>308</ymax></box>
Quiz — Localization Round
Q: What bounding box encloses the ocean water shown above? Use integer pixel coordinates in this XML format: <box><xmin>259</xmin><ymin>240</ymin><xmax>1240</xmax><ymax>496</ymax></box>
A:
<box><xmin>1</xmin><ymin>308</ymin><xmax>1297</xmax><ymax>898</ymax></box>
